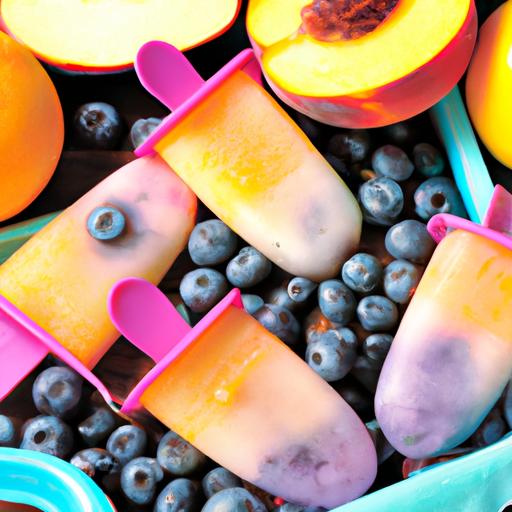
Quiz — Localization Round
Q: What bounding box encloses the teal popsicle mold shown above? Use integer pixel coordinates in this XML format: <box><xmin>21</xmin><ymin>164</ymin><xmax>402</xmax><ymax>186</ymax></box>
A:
<box><xmin>0</xmin><ymin>447</ymin><xmax>115</xmax><ymax>512</ymax></box>
<box><xmin>334</xmin><ymin>434</ymin><xmax>512</xmax><ymax>512</ymax></box>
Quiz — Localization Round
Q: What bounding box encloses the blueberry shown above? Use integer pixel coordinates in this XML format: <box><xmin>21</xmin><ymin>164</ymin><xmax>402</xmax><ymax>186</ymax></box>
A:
<box><xmin>0</xmin><ymin>415</ymin><xmax>20</xmax><ymax>447</ymax></box>
<box><xmin>241</xmin><ymin>294</ymin><xmax>264</xmax><ymax>315</ymax></box>
<box><xmin>305</xmin><ymin>327</ymin><xmax>358</xmax><ymax>381</ymax></box>
<box><xmin>327</xmin><ymin>130</ymin><xmax>371</xmax><ymax>163</ymax></box>
<box><xmin>334</xmin><ymin>382</ymin><xmax>373</xmax><ymax>417</ymax></box>
<box><xmin>414</xmin><ymin>177</ymin><xmax>466</xmax><ymax>220</ymax></box>
<box><xmin>70</xmin><ymin>448</ymin><xmax>120</xmax><ymax>490</ymax></box>
<box><xmin>226</xmin><ymin>247</ymin><xmax>272</xmax><ymax>288</ymax></box>
<box><xmin>304</xmin><ymin>308</ymin><xmax>342</xmax><ymax>345</ymax></box>
<box><xmin>382</xmin><ymin>122</ymin><xmax>416</xmax><ymax>148</ymax></box>
<box><xmin>154</xmin><ymin>478</ymin><xmax>202</xmax><ymax>512</ymax></box>
<box><xmin>121</xmin><ymin>457</ymin><xmax>163</xmax><ymax>506</ymax></box>
<box><xmin>287</xmin><ymin>277</ymin><xmax>317</xmax><ymax>303</ymax></box>
<box><xmin>342</xmin><ymin>253</ymin><xmax>383</xmax><ymax>294</ymax></box>
<box><xmin>413</xmin><ymin>143</ymin><xmax>445</xmax><ymax>177</ymax></box>
<box><xmin>20</xmin><ymin>415</ymin><xmax>73</xmax><ymax>459</ymax></box>
<box><xmin>383</xmin><ymin>259</ymin><xmax>422</xmax><ymax>304</ymax></box>
<box><xmin>201</xmin><ymin>488</ymin><xmax>266</xmax><ymax>512</ymax></box>
<box><xmin>157</xmin><ymin>430</ymin><xmax>206</xmax><ymax>476</ymax></box>
<box><xmin>471</xmin><ymin>408</ymin><xmax>506</xmax><ymax>447</ymax></box>
<box><xmin>385</xmin><ymin>220</ymin><xmax>435</xmax><ymax>264</ymax></box>
<box><xmin>324</xmin><ymin>153</ymin><xmax>350</xmax><ymax>182</ymax></box>
<box><xmin>295</xmin><ymin>113</ymin><xmax>323</xmax><ymax>143</ymax></box>
<box><xmin>130</xmin><ymin>117</ymin><xmax>162</xmax><ymax>148</ymax></box>
<box><xmin>87</xmin><ymin>206</ymin><xmax>126</xmax><ymax>241</ymax></box>
<box><xmin>78</xmin><ymin>407</ymin><xmax>117</xmax><ymax>447</ymax></box>
<box><xmin>73</xmin><ymin>102</ymin><xmax>123</xmax><ymax>150</ymax></box>
<box><xmin>32</xmin><ymin>366</ymin><xmax>83</xmax><ymax>419</ymax></box>
<box><xmin>188</xmin><ymin>220</ymin><xmax>238</xmax><ymax>266</ymax></box>
<box><xmin>363</xmin><ymin>334</ymin><xmax>393</xmax><ymax>362</ymax></box>
<box><xmin>357</xmin><ymin>296</ymin><xmax>398</xmax><ymax>331</ymax></box>
<box><xmin>358</xmin><ymin>177</ymin><xmax>404</xmax><ymax>226</ymax></box>
<box><xmin>202</xmin><ymin>467</ymin><xmax>242</xmax><ymax>498</ymax></box>
<box><xmin>106</xmin><ymin>425</ymin><xmax>147</xmax><ymax>466</ymax></box>
<box><xmin>253</xmin><ymin>304</ymin><xmax>300</xmax><ymax>345</ymax></box>
<box><xmin>266</xmin><ymin>282</ymin><xmax>299</xmax><ymax>312</ymax></box>
<box><xmin>180</xmin><ymin>269</ymin><xmax>229</xmax><ymax>313</ymax></box>
<box><xmin>350</xmin><ymin>355</ymin><xmax>382</xmax><ymax>392</ymax></box>
<box><xmin>276</xmin><ymin>504</ymin><xmax>325</xmax><ymax>512</ymax></box>
<box><xmin>372</xmin><ymin>145</ymin><xmax>414</xmax><ymax>182</ymax></box>
<box><xmin>318</xmin><ymin>280</ymin><xmax>356</xmax><ymax>325</ymax></box>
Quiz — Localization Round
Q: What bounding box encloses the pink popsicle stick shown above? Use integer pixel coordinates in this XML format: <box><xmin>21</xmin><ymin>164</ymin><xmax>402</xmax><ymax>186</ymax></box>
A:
<box><xmin>108</xmin><ymin>277</ymin><xmax>191</xmax><ymax>363</ymax></box>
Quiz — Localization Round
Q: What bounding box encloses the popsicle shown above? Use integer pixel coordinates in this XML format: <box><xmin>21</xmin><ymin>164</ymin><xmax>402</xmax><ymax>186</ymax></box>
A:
<box><xmin>109</xmin><ymin>278</ymin><xmax>377</xmax><ymax>508</ymax></box>
<box><xmin>134</xmin><ymin>42</ymin><xmax>362</xmax><ymax>282</ymax></box>
<box><xmin>0</xmin><ymin>155</ymin><xmax>196</xmax><ymax>397</ymax></box>
<box><xmin>375</xmin><ymin>185</ymin><xmax>512</xmax><ymax>458</ymax></box>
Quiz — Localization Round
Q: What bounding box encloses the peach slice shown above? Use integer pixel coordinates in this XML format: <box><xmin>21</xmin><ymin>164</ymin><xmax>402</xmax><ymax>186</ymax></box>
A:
<box><xmin>466</xmin><ymin>1</ymin><xmax>512</xmax><ymax>169</ymax></box>
<box><xmin>0</xmin><ymin>0</ymin><xmax>241</xmax><ymax>73</ymax></box>
<box><xmin>0</xmin><ymin>31</ymin><xmax>63</xmax><ymax>222</ymax></box>
<box><xmin>247</xmin><ymin>0</ymin><xmax>477</xmax><ymax>128</ymax></box>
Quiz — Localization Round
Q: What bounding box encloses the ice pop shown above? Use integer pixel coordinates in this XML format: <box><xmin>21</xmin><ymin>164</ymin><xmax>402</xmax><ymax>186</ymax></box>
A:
<box><xmin>109</xmin><ymin>279</ymin><xmax>377</xmax><ymax>508</ymax></box>
<box><xmin>375</xmin><ymin>185</ymin><xmax>512</xmax><ymax>458</ymax></box>
<box><xmin>134</xmin><ymin>42</ymin><xmax>361</xmax><ymax>282</ymax></box>
<box><xmin>0</xmin><ymin>155</ymin><xmax>196</xmax><ymax>395</ymax></box>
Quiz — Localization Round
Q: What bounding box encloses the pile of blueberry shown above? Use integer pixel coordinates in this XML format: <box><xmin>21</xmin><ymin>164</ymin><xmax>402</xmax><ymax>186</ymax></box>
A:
<box><xmin>5</xmin><ymin>102</ymin><xmax>511</xmax><ymax>510</ymax></box>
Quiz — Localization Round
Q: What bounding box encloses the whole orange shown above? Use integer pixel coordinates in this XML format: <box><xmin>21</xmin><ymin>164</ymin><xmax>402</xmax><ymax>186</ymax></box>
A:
<box><xmin>0</xmin><ymin>32</ymin><xmax>63</xmax><ymax>221</ymax></box>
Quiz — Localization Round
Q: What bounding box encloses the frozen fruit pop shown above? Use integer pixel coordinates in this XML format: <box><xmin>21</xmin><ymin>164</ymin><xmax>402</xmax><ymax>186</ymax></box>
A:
<box><xmin>134</xmin><ymin>42</ymin><xmax>362</xmax><ymax>282</ymax></box>
<box><xmin>109</xmin><ymin>279</ymin><xmax>377</xmax><ymax>508</ymax></box>
<box><xmin>375</xmin><ymin>186</ymin><xmax>512</xmax><ymax>458</ymax></box>
<box><xmin>0</xmin><ymin>155</ymin><xmax>196</xmax><ymax>392</ymax></box>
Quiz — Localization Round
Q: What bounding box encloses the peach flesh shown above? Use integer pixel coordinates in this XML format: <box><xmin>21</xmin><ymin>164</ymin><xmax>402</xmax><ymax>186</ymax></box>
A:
<box><xmin>301</xmin><ymin>0</ymin><xmax>400</xmax><ymax>41</ymax></box>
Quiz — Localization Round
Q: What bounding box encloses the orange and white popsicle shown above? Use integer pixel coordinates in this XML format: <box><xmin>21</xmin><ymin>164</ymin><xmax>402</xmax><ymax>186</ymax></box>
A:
<box><xmin>135</xmin><ymin>43</ymin><xmax>362</xmax><ymax>282</ymax></box>
<box><xmin>111</xmin><ymin>280</ymin><xmax>377</xmax><ymax>508</ymax></box>
<box><xmin>376</xmin><ymin>186</ymin><xmax>512</xmax><ymax>458</ymax></box>
<box><xmin>0</xmin><ymin>155</ymin><xmax>196</xmax><ymax>369</ymax></box>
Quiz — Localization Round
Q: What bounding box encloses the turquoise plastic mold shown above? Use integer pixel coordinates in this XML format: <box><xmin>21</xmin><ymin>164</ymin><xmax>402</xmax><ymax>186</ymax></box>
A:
<box><xmin>334</xmin><ymin>435</ymin><xmax>512</xmax><ymax>512</ymax></box>
<box><xmin>430</xmin><ymin>86</ymin><xmax>494</xmax><ymax>223</ymax></box>
<box><xmin>0</xmin><ymin>447</ymin><xmax>115</xmax><ymax>512</ymax></box>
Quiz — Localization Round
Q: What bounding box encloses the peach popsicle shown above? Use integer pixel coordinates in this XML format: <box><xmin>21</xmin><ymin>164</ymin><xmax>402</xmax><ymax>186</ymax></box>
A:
<box><xmin>111</xmin><ymin>280</ymin><xmax>377</xmax><ymax>508</ymax></box>
<box><xmin>0</xmin><ymin>155</ymin><xmax>196</xmax><ymax>375</ymax></box>
<box><xmin>375</xmin><ymin>186</ymin><xmax>512</xmax><ymax>458</ymax></box>
<box><xmin>135</xmin><ymin>42</ymin><xmax>362</xmax><ymax>282</ymax></box>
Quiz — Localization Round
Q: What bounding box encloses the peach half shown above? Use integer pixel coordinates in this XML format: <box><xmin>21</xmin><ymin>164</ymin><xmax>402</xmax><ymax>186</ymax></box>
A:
<box><xmin>0</xmin><ymin>0</ymin><xmax>241</xmax><ymax>73</ymax></box>
<box><xmin>247</xmin><ymin>0</ymin><xmax>477</xmax><ymax>128</ymax></box>
<box><xmin>0</xmin><ymin>31</ymin><xmax>63</xmax><ymax>222</ymax></box>
<box><xmin>466</xmin><ymin>0</ymin><xmax>512</xmax><ymax>169</ymax></box>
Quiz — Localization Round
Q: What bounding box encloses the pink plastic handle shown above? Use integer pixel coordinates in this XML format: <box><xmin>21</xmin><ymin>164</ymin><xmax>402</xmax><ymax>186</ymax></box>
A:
<box><xmin>428</xmin><ymin>186</ymin><xmax>512</xmax><ymax>251</ymax></box>
<box><xmin>120</xmin><ymin>284</ymin><xmax>244</xmax><ymax>414</ymax></box>
<box><xmin>482</xmin><ymin>185</ymin><xmax>512</xmax><ymax>235</ymax></box>
<box><xmin>108</xmin><ymin>278</ymin><xmax>191</xmax><ymax>363</ymax></box>
<box><xmin>135</xmin><ymin>41</ymin><xmax>205</xmax><ymax>111</ymax></box>
<box><xmin>0</xmin><ymin>295</ymin><xmax>117</xmax><ymax>407</ymax></box>
<box><xmin>0</xmin><ymin>297</ymin><xmax>48</xmax><ymax>400</ymax></box>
